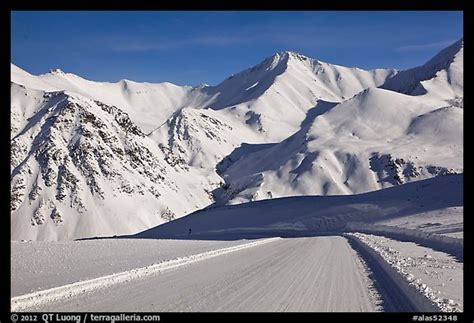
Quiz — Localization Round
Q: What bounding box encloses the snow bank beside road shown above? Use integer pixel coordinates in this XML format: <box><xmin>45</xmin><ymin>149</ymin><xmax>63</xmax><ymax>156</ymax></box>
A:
<box><xmin>345</xmin><ymin>222</ymin><xmax>463</xmax><ymax>260</ymax></box>
<box><xmin>348</xmin><ymin>233</ymin><xmax>463</xmax><ymax>312</ymax></box>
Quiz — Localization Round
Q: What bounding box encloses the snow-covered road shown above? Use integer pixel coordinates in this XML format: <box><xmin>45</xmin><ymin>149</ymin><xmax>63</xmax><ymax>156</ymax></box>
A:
<box><xmin>11</xmin><ymin>238</ymin><xmax>256</xmax><ymax>297</ymax></box>
<box><xmin>18</xmin><ymin>236</ymin><xmax>382</xmax><ymax>312</ymax></box>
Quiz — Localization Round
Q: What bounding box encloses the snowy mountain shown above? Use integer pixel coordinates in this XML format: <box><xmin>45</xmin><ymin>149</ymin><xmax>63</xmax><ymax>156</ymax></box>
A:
<box><xmin>11</xmin><ymin>83</ymin><xmax>218</xmax><ymax>240</ymax></box>
<box><xmin>211</xmin><ymin>40</ymin><xmax>463</xmax><ymax>205</ymax></box>
<box><xmin>215</xmin><ymin>87</ymin><xmax>462</xmax><ymax>205</ymax></box>
<box><xmin>10</xmin><ymin>39</ymin><xmax>463</xmax><ymax>240</ymax></box>
<box><xmin>150</xmin><ymin>51</ymin><xmax>397</xmax><ymax>171</ymax></box>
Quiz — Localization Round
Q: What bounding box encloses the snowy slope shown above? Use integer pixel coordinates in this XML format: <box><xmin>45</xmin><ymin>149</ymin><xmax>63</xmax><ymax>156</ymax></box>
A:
<box><xmin>12</xmin><ymin>51</ymin><xmax>397</xmax><ymax>168</ymax></box>
<box><xmin>381</xmin><ymin>39</ymin><xmax>463</xmax><ymax>100</ymax></box>
<box><xmin>202</xmin><ymin>52</ymin><xmax>396</xmax><ymax>140</ymax></box>
<box><xmin>133</xmin><ymin>174</ymin><xmax>463</xmax><ymax>239</ymax></box>
<box><xmin>11</xmin><ymin>83</ymin><xmax>219</xmax><ymax>241</ymax></box>
<box><xmin>148</xmin><ymin>107</ymin><xmax>264</xmax><ymax>169</ymax></box>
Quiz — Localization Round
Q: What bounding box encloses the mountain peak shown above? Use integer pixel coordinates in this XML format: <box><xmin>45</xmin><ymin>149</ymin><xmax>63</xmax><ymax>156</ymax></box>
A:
<box><xmin>273</xmin><ymin>50</ymin><xmax>307</xmax><ymax>57</ymax></box>
<box><xmin>49</xmin><ymin>68</ymin><xmax>65</xmax><ymax>75</ymax></box>
<box><xmin>271</xmin><ymin>50</ymin><xmax>314</xmax><ymax>62</ymax></box>
<box><xmin>257</xmin><ymin>51</ymin><xmax>317</xmax><ymax>72</ymax></box>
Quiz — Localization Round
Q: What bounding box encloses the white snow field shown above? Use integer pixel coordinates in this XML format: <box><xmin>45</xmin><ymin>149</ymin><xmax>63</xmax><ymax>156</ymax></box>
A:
<box><xmin>349</xmin><ymin>233</ymin><xmax>463</xmax><ymax>312</ymax></box>
<box><xmin>10</xmin><ymin>39</ymin><xmax>462</xmax><ymax>241</ymax></box>
<box><xmin>14</xmin><ymin>236</ymin><xmax>387</xmax><ymax>312</ymax></box>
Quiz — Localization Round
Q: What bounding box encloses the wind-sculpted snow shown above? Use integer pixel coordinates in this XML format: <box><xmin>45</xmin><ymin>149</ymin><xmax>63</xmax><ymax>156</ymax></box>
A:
<box><xmin>374</xmin><ymin>207</ymin><xmax>463</xmax><ymax>239</ymax></box>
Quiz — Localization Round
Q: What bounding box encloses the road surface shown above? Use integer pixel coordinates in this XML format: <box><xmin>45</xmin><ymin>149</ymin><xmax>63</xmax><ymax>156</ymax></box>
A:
<box><xmin>24</xmin><ymin>236</ymin><xmax>381</xmax><ymax>312</ymax></box>
<box><xmin>11</xmin><ymin>238</ymin><xmax>254</xmax><ymax>297</ymax></box>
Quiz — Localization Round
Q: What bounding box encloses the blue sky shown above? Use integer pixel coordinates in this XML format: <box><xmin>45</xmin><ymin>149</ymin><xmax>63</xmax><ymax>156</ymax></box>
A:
<box><xmin>11</xmin><ymin>11</ymin><xmax>463</xmax><ymax>86</ymax></box>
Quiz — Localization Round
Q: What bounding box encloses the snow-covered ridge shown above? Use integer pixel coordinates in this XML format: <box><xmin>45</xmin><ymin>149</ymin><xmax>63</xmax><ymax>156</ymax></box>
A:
<box><xmin>381</xmin><ymin>39</ymin><xmax>463</xmax><ymax>98</ymax></box>
<box><xmin>12</xmin><ymin>47</ymin><xmax>396</xmax><ymax>140</ymax></box>
<box><xmin>11</xmin><ymin>64</ymin><xmax>196</xmax><ymax>134</ymax></box>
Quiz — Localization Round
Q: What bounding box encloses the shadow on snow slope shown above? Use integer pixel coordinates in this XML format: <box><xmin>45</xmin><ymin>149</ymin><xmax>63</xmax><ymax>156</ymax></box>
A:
<box><xmin>103</xmin><ymin>174</ymin><xmax>463</xmax><ymax>242</ymax></box>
